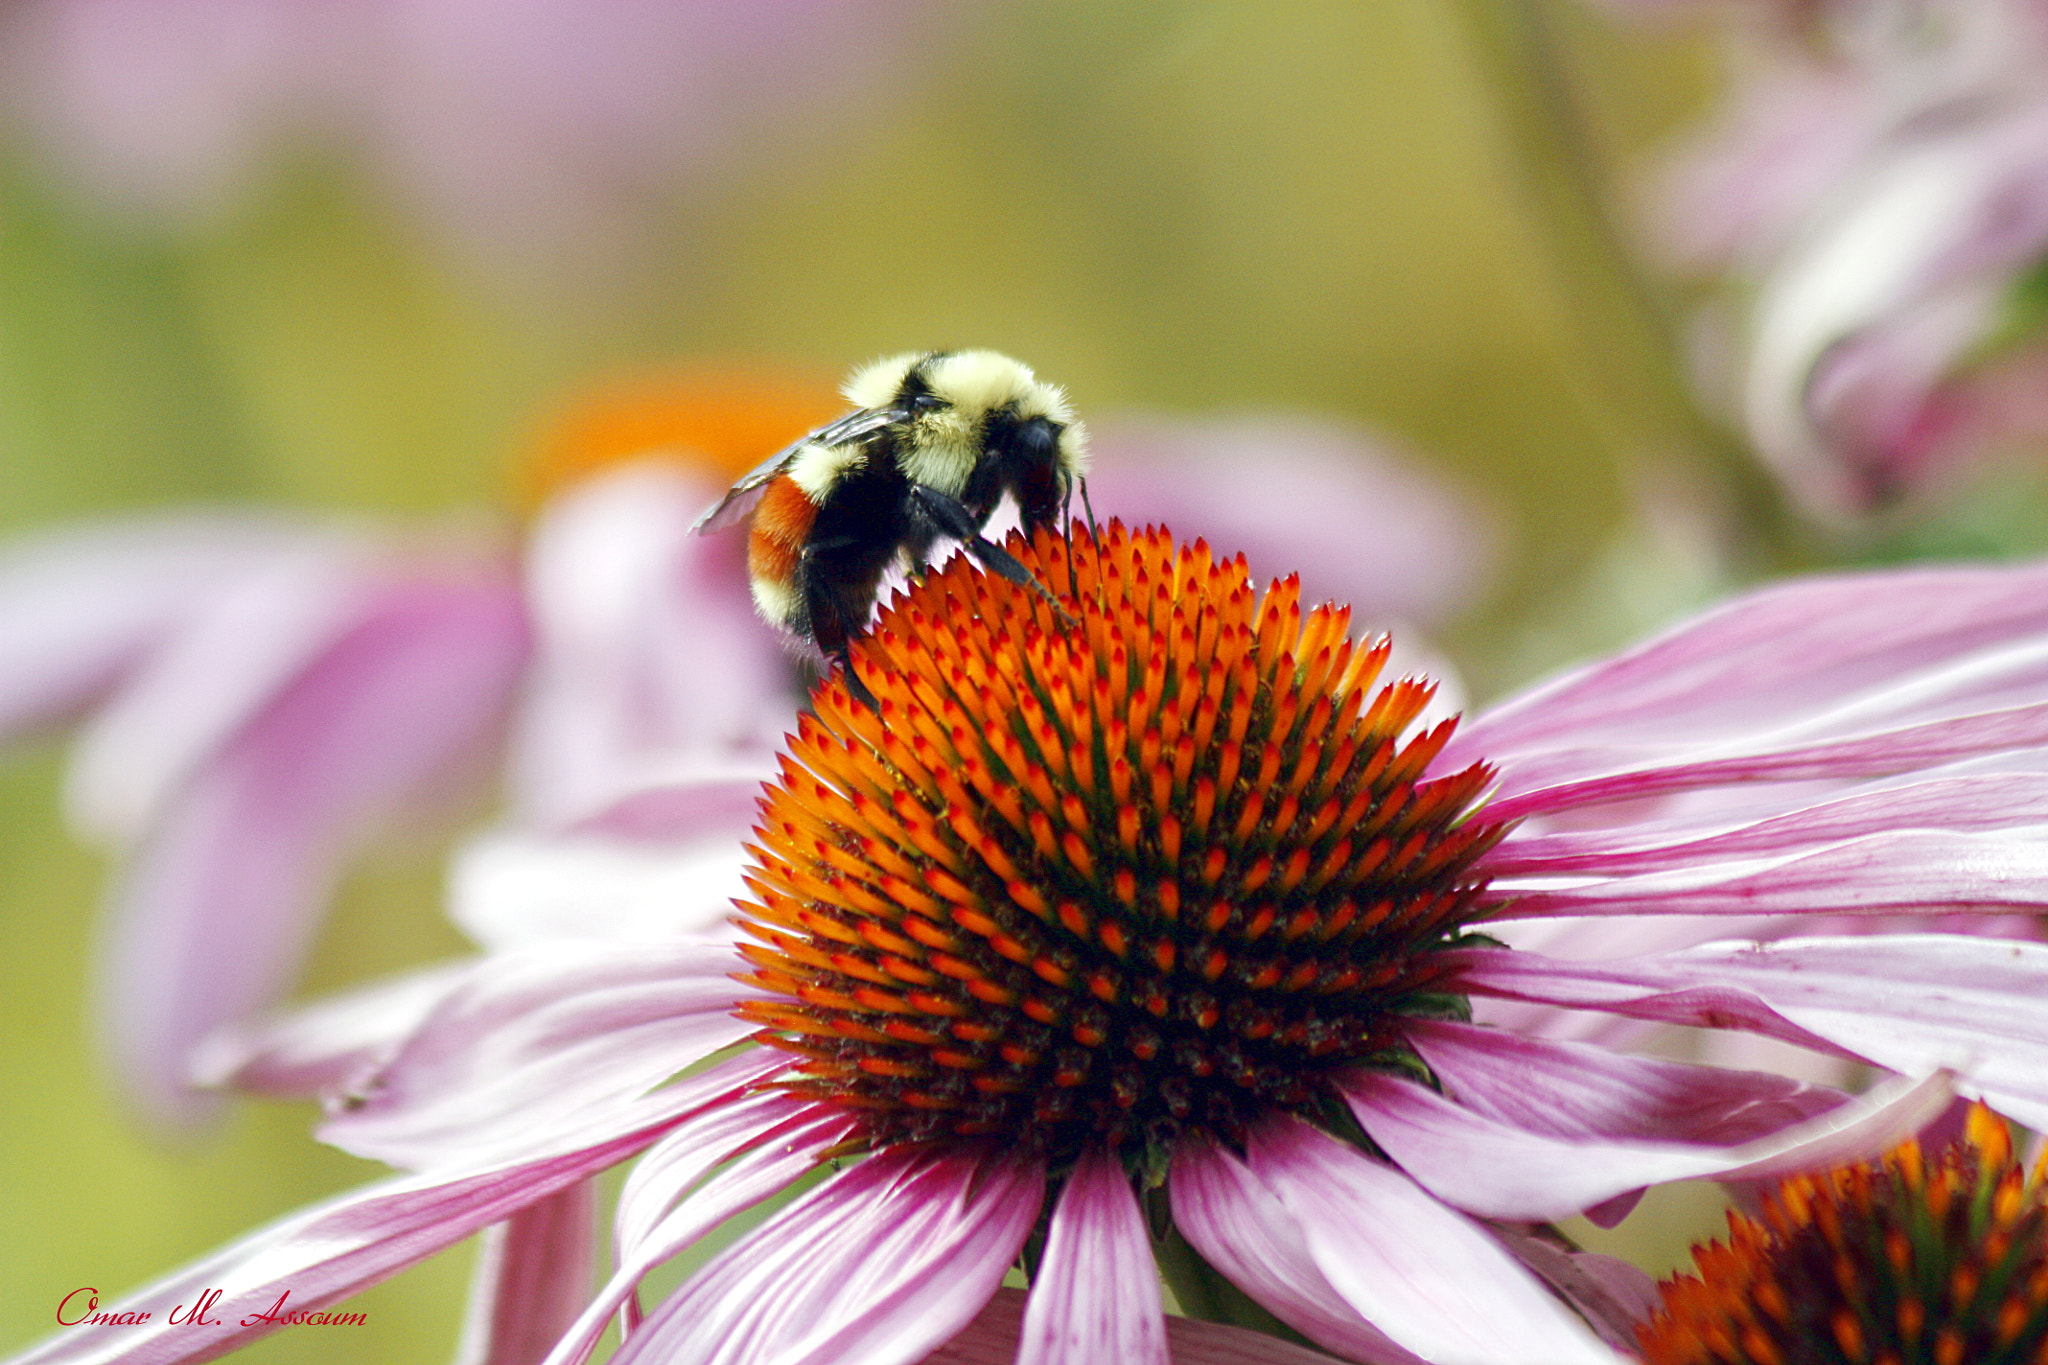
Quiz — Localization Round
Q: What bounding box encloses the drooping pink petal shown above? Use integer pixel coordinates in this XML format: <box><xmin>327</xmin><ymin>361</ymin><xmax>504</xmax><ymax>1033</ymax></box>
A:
<box><xmin>538</xmin><ymin>1096</ymin><xmax>854</xmax><ymax>1365</ymax></box>
<box><xmin>317</xmin><ymin>940</ymin><xmax>766</xmax><ymax>1168</ymax></box>
<box><xmin>188</xmin><ymin>959</ymin><xmax>477</xmax><ymax>1101</ymax></box>
<box><xmin>1244</xmin><ymin>1118</ymin><xmax>1620</xmax><ymax>1365</ymax></box>
<box><xmin>610</xmin><ymin>1146</ymin><xmax>1044</xmax><ymax>1365</ymax></box>
<box><xmin>1168</xmin><ymin>1135</ymin><xmax>1436</xmax><ymax>1365</ymax></box>
<box><xmin>0</xmin><ymin>511</ymin><xmax>318</xmax><ymax>742</ymax></box>
<box><xmin>510</xmin><ymin>460</ymin><xmax>790</xmax><ymax>826</ymax></box>
<box><xmin>452</xmin><ymin>1180</ymin><xmax>595</xmax><ymax>1365</ymax></box>
<box><xmin>1018</xmin><ymin>1144</ymin><xmax>1167</xmax><ymax>1365</ymax></box>
<box><xmin>1451</xmin><ymin>935</ymin><xmax>2048</xmax><ymax>1130</ymax></box>
<box><xmin>5</xmin><ymin>1092</ymin><xmax>727</xmax><ymax>1365</ymax></box>
<box><xmin>1340</xmin><ymin>1064</ymin><xmax>1951</xmax><ymax>1222</ymax></box>
<box><xmin>924</xmin><ymin>1288</ymin><xmax>1355</xmax><ymax>1365</ymax></box>
<box><xmin>97</xmin><ymin>563</ymin><xmax>531</xmax><ymax>1128</ymax></box>
<box><xmin>1443</xmin><ymin>559</ymin><xmax>2048</xmax><ymax>799</ymax></box>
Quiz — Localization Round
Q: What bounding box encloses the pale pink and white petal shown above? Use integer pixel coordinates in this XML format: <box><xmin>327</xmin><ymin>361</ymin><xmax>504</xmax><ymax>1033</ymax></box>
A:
<box><xmin>188</xmin><ymin>959</ymin><xmax>477</xmax><ymax>1101</ymax></box>
<box><xmin>453</xmin><ymin>1180</ymin><xmax>595</xmax><ymax>1365</ymax></box>
<box><xmin>97</xmin><ymin>565</ymin><xmax>531</xmax><ymax>1128</ymax></box>
<box><xmin>1451</xmin><ymin>936</ymin><xmax>2048</xmax><ymax>1130</ymax></box>
<box><xmin>511</xmin><ymin>460</ymin><xmax>791</xmax><ymax>826</ymax></box>
<box><xmin>1018</xmin><ymin>1144</ymin><xmax>1167</xmax><ymax>1365</ymax></box>
<box><xmin>1244</xmin><ymin>1118</ymin><xmax>1621</xmax><ymax>1365</ymax></box>
<box><xmin>1444</xmin><ymin>559</ymin><xmax>2048</xmax><ymax>798</ymax></box>
<box><xmin>448</xmin><ymin>827</ymin><xmax>751</xmax><ymax>951</ymax></box>
<box><xmin>610</xmin><ymin>1146</ymin><xmax>1044</xmax><ymax>1365</ymax></box>
<box><xmin>1168</xmin><ymin>1135</ymin><xmax>1433</xmax><ymax>1365</ymax></box>
<box><xmin>0</xmin><ymin>511</ymin><xmax>317</xmax><ymax>741</ymax></box>
<box><xmin>1340</xmin><ymin>1064</ymin><xmax>1951</xmax><ymax>1222</ymax></box>
<box><xmin>538</xmin><ymin>1096</ymin><xmax>853</xmax><ymax>1365</ymax></box>
<box><xmin>317</xmin><ymin>941</ymin><xmax>766</xmax><ymax>1168</ymax></box>
<box><xmin>6</xmin><ymin>1106</ymin><xmax>702</xmax><ymax>1365</ymax></box>
<box><xmin>925</xmin><ymin>1288</ymin><xmax>1352</xmax><ymax>1365</ymax></box>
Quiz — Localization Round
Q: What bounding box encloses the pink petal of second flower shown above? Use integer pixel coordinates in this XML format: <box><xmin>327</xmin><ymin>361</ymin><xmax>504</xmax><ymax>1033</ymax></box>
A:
<box><xmin>1244</xmin><ymin>1119</ymin><xmax>1621</xmax><ymax>1365</ymax></box>
<box><xmin>1019</xmin><ymin>1144</ymin><xmax>1168</xmax><ymax>1365</ymax></box>
<box><xmin>611</xmin><ymin>1146</ymin><xmax>1044</xmax><ymax>1365</ymax></box>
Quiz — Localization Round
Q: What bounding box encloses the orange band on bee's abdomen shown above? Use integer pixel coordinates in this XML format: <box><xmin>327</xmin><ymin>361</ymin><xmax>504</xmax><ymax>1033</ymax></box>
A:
<box><xmin>747</xmin><ymin>476</ymin><xmax>816</xmax><ymax>602</ymax></box>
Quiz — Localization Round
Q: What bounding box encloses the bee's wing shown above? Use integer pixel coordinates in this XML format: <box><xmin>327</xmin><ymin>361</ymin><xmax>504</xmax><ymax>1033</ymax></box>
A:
<box><xmin>692</xmin><ymin>406</ymin><xmax>907</xmax><ymax>535</ymax></box>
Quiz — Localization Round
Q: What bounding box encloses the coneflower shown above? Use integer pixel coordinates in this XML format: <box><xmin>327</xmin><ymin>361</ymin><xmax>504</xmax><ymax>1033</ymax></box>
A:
<box><xmin>29</xmin><ymin>523</ymin><xmax>2048</xmax><ymax>1365</ymax></box>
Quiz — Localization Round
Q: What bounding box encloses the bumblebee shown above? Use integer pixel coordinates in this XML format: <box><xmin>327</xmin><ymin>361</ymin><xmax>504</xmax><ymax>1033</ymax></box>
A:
<box><xmin>694</xmin><ymin>350</ymin><xmax>1089</xmax><ymax>700</ymax></box>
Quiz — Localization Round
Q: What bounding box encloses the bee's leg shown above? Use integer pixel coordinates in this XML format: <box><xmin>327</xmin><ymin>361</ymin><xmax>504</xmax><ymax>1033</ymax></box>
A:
<box><xmin>801</xmin><ymin>540</ymin><xmax>882</xmax><ymax>711</ymax></box>
<box><xmin>906</xmin><ymin>485</ymin><xmax>1074</xmax><ymax>623</ymax></box>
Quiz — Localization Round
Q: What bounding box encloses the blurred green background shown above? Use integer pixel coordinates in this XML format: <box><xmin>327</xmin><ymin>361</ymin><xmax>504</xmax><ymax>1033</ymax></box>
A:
<box><xmin>0</xmin><ymin>2</ymin><xmax>1747</xmax><ymax>1358</ymax></box>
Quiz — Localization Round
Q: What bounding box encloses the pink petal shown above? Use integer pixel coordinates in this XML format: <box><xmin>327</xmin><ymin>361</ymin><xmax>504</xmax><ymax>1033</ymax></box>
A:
<box><xmin>1245</xmin><ymin>1118</ymin><xmax>1619</xmax><ymax>1365</ymax></box>
<box><xmin>1492</xmin><ymin>827</ymin><xmax>2048</xmax><ymax>921</ymax></box>
<box><xmin>1339</xmin><ymin>1065</ymin><xmax>1951</xmax><ymax>1222</ymax></box>
<box><xmin>1085</xmin><ymin>415</ymin><xmax>1496</xmax><ymax>626</ymax></box>
<box><xmin>541</xmin><ymin>1094</ymin><xmax>850</xmax><ymax>1365</ymax></box>
<box><xmin>0</xmin><ymin>511</ymin><xmax>316</xmax><ymax>742</ymax></box>
<box><xmin>1400</xmin><ymin>1017</ymin><xmax>1845</xmax><ymax>1144</ymax></box>
<box><xmin>1451</xmin><ymin>935</ymin><xmax>2048</xmax><ymax>1130</ymax></box>
<box><xmin>1019</xmin><ymin>1144</ymin><xmax>1168</xmax><ymax>1365</ymax></box>
<box><xmin>1446</xmin><ymin>558</ymin><xmax>2048</xmax><ymax>800</ymax></box>
<box><xmin>511</xmin><ymin>460</ymin><xmax>792</xmax><ymax>825</ymax></box>
<box><xmin>97</xmin><ymin>564</ymin><xmax>531</xmax><ymax>1128</ymax></box>
<box><xmin>65</xmin><ymin>532</ymin><xmax>387</xmax><ymax>842</ymax></box>
<box><xmin>453</xmin><ymin>1180</ymin><xmax>595</xmax><ymax>1365</ymax></box>
<box><xmin>610</xmin><ymin>1146</ymin><xmax>1044</xmax><ymax>1365</ymax></box>
<box><xmin>5</xmin><ymin>1099</ymin><xmax>712</xmax><ymax>1365</ymax></box>
<box><xmin>1487</xmin><ymin>768</ymin><xmax>2048</xmax><ymax>876</ymax></box>
<box><xmin>1488</xmin><ymin>1228</ymin><xmax>1662</xmax><ymax>1354</ymax></box>
<box><xmin>448</xmin><ymin>826</ymin><xmax>753</xmax><ymax>951</ymax></box>
<box><xmin>1168</xmin><ymin>1135</ymin><xmax>1434</xmax><ymax>1365</ymax></box>
<box><xmin>188</xmin><ymin>959</ymin><xmax>477</xmax><ymax>1100</ymax></box>
<box><xmin>317</xmin><ymin>941</ymin><xmax>766</xmax><ymax>1168</ymax></box>
<box><xmin>924</xmin><ymin>1288</ymin><xmax>1354</xmax><ymax>1365</ymax></box>
<box><xmin>1481</xmin><ymin>700</ymin><xmax>2048</xmax><ymax>824</ymax></box>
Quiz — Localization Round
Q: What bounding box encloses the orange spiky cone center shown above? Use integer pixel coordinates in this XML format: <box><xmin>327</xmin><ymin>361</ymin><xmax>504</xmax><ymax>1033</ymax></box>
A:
<box><xmin>1640</xmin><ymin>1105</ymin><xmax>2048</xmax><ymax>1365</ymax></box>
<box><xmin>734</xmin><ymin>521</ymin><xmax>1507</xmax><ymax>1164</ymax></box>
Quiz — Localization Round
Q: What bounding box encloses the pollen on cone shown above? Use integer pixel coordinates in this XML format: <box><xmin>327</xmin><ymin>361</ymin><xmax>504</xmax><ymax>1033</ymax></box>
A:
<box><xmin>733</xmin><ymin>521</ymin><xmax>1506</xmax><ymax>1161</ymax></box>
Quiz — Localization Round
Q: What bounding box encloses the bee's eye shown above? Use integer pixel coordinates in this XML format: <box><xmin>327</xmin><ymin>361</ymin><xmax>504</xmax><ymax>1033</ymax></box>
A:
<box><xmin>908</xmin><ymin>394</ymin><xmax>947</xmax><ymax>412</ymax></box>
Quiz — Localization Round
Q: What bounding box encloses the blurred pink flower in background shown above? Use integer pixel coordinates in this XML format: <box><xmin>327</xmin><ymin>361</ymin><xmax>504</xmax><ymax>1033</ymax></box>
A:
<box><xmin>26</xmin><ymin>532</ymin><xmax>2048</xmax><ymax>1365</ymax></box>
<box><xmin>0</xmin><ymin>0</ymin><xmax>941</xmax><ymax>280</ymax></box>
<box><xmin>1619</xmin><ymin>0</ymin><xmax>2048</xmax><ymax>515</ymax></box>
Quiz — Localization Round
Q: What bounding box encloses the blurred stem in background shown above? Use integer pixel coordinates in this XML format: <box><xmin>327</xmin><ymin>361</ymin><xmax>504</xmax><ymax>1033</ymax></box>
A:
<box><xmin>1456</xmin><ymin>0</ymin><xmax>1819</xmax><ymax>578</ymax></box>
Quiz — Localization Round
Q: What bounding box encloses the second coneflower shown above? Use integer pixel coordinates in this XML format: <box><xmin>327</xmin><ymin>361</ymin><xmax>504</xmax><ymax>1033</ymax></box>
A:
<box><xmin>36</xmin><ymin>522</ymin><xmax>2048</xmax><ymax>1365</ymax></box>
<box><xmin>1640</xmin><ymin>1104</ymin><xmax>2048</xmax><ymax>1365</ymax></box>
